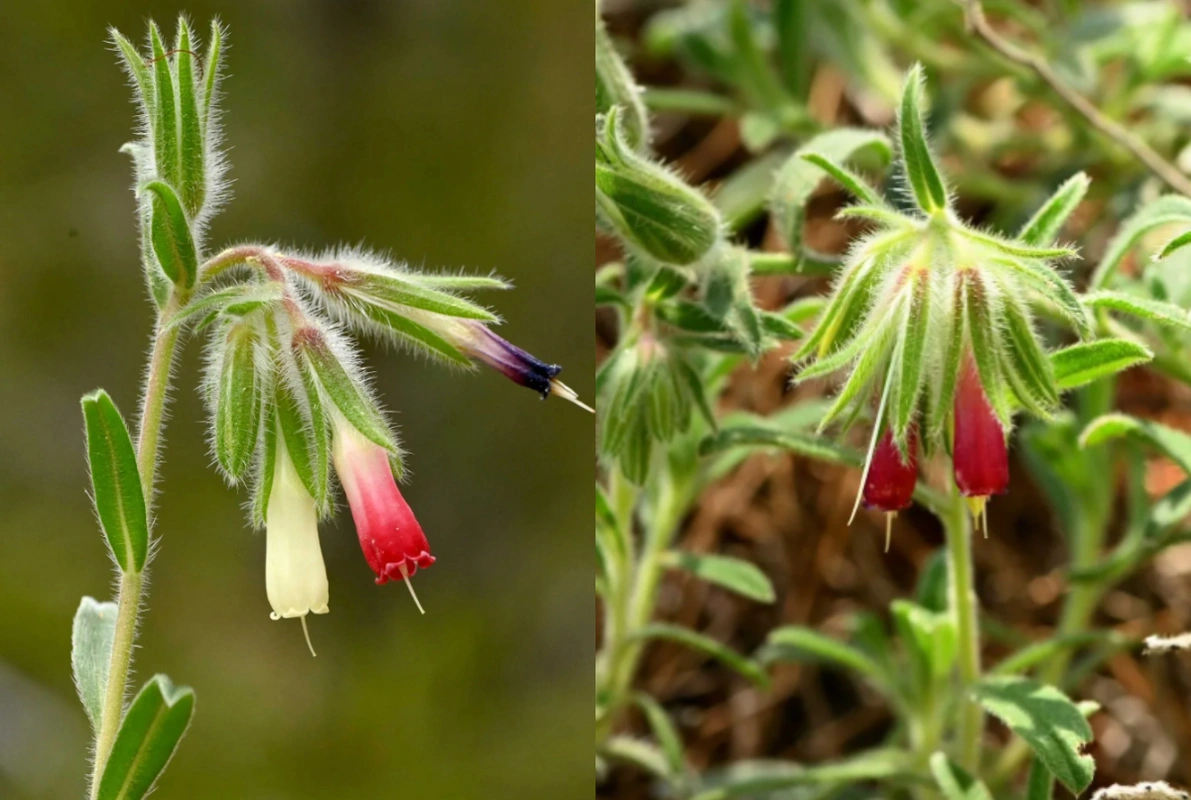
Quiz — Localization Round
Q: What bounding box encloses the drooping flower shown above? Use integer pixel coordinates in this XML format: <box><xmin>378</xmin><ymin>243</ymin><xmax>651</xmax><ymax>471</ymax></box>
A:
<box><xmin>330</xmin><ymin>415</ymin><xmax>434</xmax><ymax>612</ymax></box>
<box><xmin>862</xmin><ymin>426</ymin><xmax>918</xmax><ymax>551</ymax></box>
<box><xmin>432</xmin><ymin>318</ymin><xmax>592</xmax><ymax>411</ymax></box>
<box><xmin>265</xmin><ymin>428</ymin><xmax>330</xmax><ymax>655</ymax></box>
<box><xmin>953</xmin><ymin>353</ymin><xmax>1008</xmax><ymax>534</ymax></box>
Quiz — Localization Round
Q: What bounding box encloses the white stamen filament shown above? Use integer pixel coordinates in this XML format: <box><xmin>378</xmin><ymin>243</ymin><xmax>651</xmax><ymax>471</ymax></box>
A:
<box><xmin>300</xmin><ymin>615</ymin><xmax>317</xmax><ymax>658</ymax></box>
<box><xmin>399</xmin><ymin>563</ymin><xmax>426</xmax><ymax>615</ymax></box>
<box><xmin>550</xmin><ymin>378</ymin><xmax>594</xmax><ymax>413</ymax></box>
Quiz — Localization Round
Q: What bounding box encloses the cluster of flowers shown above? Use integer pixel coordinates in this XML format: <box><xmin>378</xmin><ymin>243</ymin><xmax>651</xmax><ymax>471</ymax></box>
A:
<box><xmin>110</xmin><ymin>19</ymin><xmax>586</xmax><ymax>653</ymax></box>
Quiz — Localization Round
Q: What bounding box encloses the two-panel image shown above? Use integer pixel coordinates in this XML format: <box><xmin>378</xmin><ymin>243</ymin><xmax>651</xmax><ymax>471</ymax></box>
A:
<box><xmin>4</xmin><ymin>1</ymin><xmax>1191</xmax><ymax>798</ymax></box>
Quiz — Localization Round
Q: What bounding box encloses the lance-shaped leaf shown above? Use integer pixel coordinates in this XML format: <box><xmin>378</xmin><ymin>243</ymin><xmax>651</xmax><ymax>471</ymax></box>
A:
<box><xmin>1018</xmin><ymin>172</ymin><xmax>1089</xmax><ymax>247</ymax></box>
<box><xmin>214</xmin><ymin>322</ymin><xmax>265</xmax><ymax>481</ymax></box>
<box><xmin>142</xmin><ymin>181</ymin><xmax>197</xmax><ymax>289</ymax></box>
<box><xmin>96</xmin><ymin>675</ymin><xmax>195</xmax><ymax>800</ymax></box>
<box><xmin>634</xmin><ymin>623</ymin><xmax>770</xmax><ymax>687</ymax></box>
<box><xmin>759</xmin><ymin>626</ymin><xmax>887</xmax><ymax>688</ymax></box>
<box><xmin>972</xmin><ymin>676</ymin><xmax>1094</xmax><ymax>795</ymax></box>
<box><xmin>699</xmin><ymin>425</ymin><xmax>861</xmax><ymax>467</ymax></box>
<box><xmin>929</xmin><ymin>753</ymin><xmax>993</xmax><ymax>800</ymax></box>
<box><xmin>898</xmin><ymin>64</ymin><xmax>948</xmax><ymax>214</ymax></box>
<box><xmin>1080</xmin><ymin>413</ymin><xmax>1191</xmax><ymax>475</ymax></box>
<box><xmin>82</xmin><ymin>390</ymin><xmax>149</xmax><ymax>573</ymax></box>
<box><xmin>72</xmin><ymin>596</ymin><xmax>118</xmax><ymax>732</ymax></box>
<box><xmin>768</xmin><ymin>128</ymin><xmax>891</xmax><ymax>250</ymax></box>
<box><xmin>632</xmin><ymin>693</ymin><xmax>686</xmax><ymax>780</ymax></box>
<box><xmin>296</xmin><ymin>329</ymin><xmax>398</xmax><ymax>456</ymax></box>
<box><xmin>690</xmin><ymin>749</ymin><xmax>917</xmax><ymax>800</ymax></box>
<box><xmin>661</xmin><ymin>551</ymin><xmax>775</xmax><ymax>603</ymax></box>
<box><xmin>1083</xmin><ymin>290</ymin><xmax>1191</xmax><ymax>332</ymax></box>
<box><xmin>175</xmin><ymin>19</ymin><xmax>205</xmax><ymax>216</ymax></box>
<box><xmin>1092</xmin><ymin>194</ymin><xmax>1191</xmax><ymax>288</ymax></box>
<box><xmin>1051</xmin><ymin>339</ymin><xmax>1153</xmax><ymax>390</ymax></box>
<box><xmin>149</xmin><ymin>23</ymin><xmax>179</xmax><ymax>188</ymax></box>
<box><xmin>1158</xmin><ymin>229</ymin><xmax>1191</xmax><ymax>260</ymax></box>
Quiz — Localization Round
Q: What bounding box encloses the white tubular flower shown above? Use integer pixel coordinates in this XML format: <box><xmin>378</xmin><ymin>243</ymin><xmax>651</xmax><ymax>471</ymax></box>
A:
<box><xmin>265</xmin><ymin>431</ymin><xmax>329</xmax><ymax>654</ymax></box>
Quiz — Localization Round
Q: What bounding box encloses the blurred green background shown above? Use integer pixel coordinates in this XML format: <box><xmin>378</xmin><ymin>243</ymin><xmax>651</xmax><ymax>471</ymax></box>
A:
<box><xmin>0</xmin><ymin>1</ymin><xmax>591</xmax><ymax>798</ymax></box>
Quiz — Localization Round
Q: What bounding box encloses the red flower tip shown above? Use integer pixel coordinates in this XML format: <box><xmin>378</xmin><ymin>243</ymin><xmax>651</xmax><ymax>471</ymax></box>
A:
<box><xmin>332</xmin><ymin>422</ymin><xmax>434</xmax><ymax>612</ymax></box>
<box><xmin>953</xmin><ymin>354</ymin><xmax>1008</xmax><ymax>534</ymax></box>
<box><xmin>862</xmin><ymin>426</ymin><xmax>918</xmax><ymax>552</ymax></box>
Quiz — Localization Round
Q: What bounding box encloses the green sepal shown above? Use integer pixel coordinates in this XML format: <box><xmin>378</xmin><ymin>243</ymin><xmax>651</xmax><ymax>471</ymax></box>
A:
<box><xmin>82</xmin><ymin>390</ymin><xmax>149</xmax><ymax>573</ymax></box>
<box><xmin>817</xmin><ymin>301</ymin><xmax>900</xmax><ymax>432</ymax></box>
<box><xmin>298</xmin><ymin>332</ymin><xmax>399</xmax><ymax>457</ymax></box>
<box><xmin>142</xmin><ymin>180</ymin><xmax>197</xmax><ymax>289</ymax></box>
<box><xmin>201</xmin><ymin>20</ymin><xmax>223</xmax><ymax>129</ymax></box>
<box><xmin>595</xmin><ymin>16</ymin><xmax>648</xmax><ymax>150</ymax></box>
<box><xmin>1018</xmin><ymin>172</ymin><xmax>1089</xmax><ymax>246</ymax></box>
<box><xmin>149</xmin><ymin>23</ymin><xmax>180</xmax><ymax>189</ymax></box>
<box><xmin>964</xmin><ymin>270</ymin><xmax>1012</xmax><ymax>426</ymax></box>
<box><xmin>769</xmin><ymin>129</ymin><xmax>891</xmax><ymax>250</ymax></box>
<box><xmin>345</xmin><ymin>299</ymin><xmax>470</xmax><ymax>367</ymax></box>
<box><xmin>214</xmin><ymin>322</ymin><xmax>265</xmax><ymax>482</ymax></box>
<box><xmin>95</xmin><ymin>675</ymin><xmax>196</xmax><ymax>800</ymax></box>
<box><xmin>167</xmin><ymin>283</ymin><xmax>283</xmax><ymax>331</ymax></box>
<box><xmin>274</xmin><ymin>376</ymin><xmax>328</xmax><ymax>512</ymax></box>
<box><xmin>349</xmin><ymin>272</ymin><xmax>498</xmax><ymax>321</ymax></box>
<box><xmin>891</xmin><ymin>270</ymin><xmax>930</xmax><ymax>445</ymax></box>
<box><xmin>991</xmin><ymin>256</ymin><xmax>1091</xmax><ymax>339</ymax></box>
<box><xmin>898</xmin><ymin>64</ymin><xmax>948</xmax><ymax>214</ymax></box>
<box><xmin>995</xmin><ymin>276</ymin><xmax>1058</xmax><ymax>417</ymax></box>
<box><xmin>250</xmin><ymin>403</ymin><xmax>278</xmax><ymax>529</ymax></box>
<box><xmin>927</xmin><ymin>274</ymin><xmax>967</xmax><ymax>440</ymax></box>
<box><xmin>111</xmin><ymin>29</ymin><xmax>154</xmax><ymax>115</ymax></box>
<box><xmin>175</xmin><ymin>18</ymin><xmax>205</xmax><ymax>217</ymax></box>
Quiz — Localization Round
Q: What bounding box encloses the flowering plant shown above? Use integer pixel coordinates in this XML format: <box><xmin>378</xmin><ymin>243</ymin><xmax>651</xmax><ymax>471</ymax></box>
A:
<box><xmin>597</xmin><ymin>0</ymin><xmax>1191</xmax><ymax>797</ymax></box>
<box><xmin>70</xmin><ymin>17</ymin><xmax>584</xmax><ymax>799</ymax></box>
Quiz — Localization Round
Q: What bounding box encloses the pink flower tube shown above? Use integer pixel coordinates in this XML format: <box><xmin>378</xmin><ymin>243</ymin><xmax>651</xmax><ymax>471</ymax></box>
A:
<box><xmin>862</xmin><ymin>426</ymin><xmax>918</xmax><ymax>551</ymax></box>
<box><xmin>953</xmin><ymin>353</ymin><xmax>1008</xmax><ymax>533</ymax></box>
<box><xmin>331</xmin><ymin>417</ymin><xmax>434</xmax><ymax>611</ymax></box>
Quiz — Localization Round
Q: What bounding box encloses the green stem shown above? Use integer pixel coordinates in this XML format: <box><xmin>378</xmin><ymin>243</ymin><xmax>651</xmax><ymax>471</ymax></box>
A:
<box><xmin>88</xmin><ymin>293</ymin><xmax>185</xmax><ymax>797</ymax></box>
<box><xmin>944</xmin><ymin>494</ymin><xmax>982</xmax><ymax>771</ymax></box>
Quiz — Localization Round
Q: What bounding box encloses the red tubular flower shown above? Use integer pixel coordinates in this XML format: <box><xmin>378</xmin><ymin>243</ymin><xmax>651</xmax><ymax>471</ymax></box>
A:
<box><xmin>862</xmin><ymin>426</ymin><xmax>918</xmax><ymax>551</ymax></box>
<box><xmin>953</xmin><ymin>353</ymin><xmax>1008</xmax><ymax>533</ymax></box>
<box><xmin>331</xmin><ymin>418</ymin><xmax>434</xmax><ymax>612</ymax></box>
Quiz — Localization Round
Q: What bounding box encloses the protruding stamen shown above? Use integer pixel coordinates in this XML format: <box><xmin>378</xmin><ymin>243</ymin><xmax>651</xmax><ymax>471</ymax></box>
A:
<box><xmin>399</xmin><ymin>563</ymin><xmax>426</xmax><ymax>615</ymax></box>
<box><xmin>850</xmin><ymin>376</ymin><xmax>895</xmax><ymax>525</ymax></box>
<box><xmin>885</xmin><ymin>512</ymin><xmax>896</xmax><ymax>553</ymax></box>
<box><xmin>549</xmin><ymin>378</ymin><xmax>594</xmax><ymax>413</ymax></box>
<box><xmin>300</xmin><ymin>615</ymin><xmax>317</xmax><ymax>658</ymax></box>
<box><xmin>965</xmin><ymin>496</ymin><xmax>988</xmax><ymax>537</ymax></box>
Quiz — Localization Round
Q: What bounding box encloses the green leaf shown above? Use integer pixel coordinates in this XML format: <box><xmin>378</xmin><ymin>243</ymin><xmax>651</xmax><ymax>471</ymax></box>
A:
<box><xmin>71</xmin><ymin>596</ymin><xmax>118</xmax><ymax>732</ymax></box>
<box><xmin>1051</xmin><ymin>339</ymin><xmax>1153</xmax><ymax>390</ymax></box>
<box><xmin>929</xmin><ymin>753</ymin><xmax>993</xmax><ymax>800</ymax></box>
<box><xmin>1092</xmin><ymin>194</ymin><xmax>1191</xmax><ymax>288</ymax></box>
<box><xmin>662</xmin><ymin>550</ymin><xmax>775</xmax><ymax>602</ymax></box>
<box><xmin>774</xmin><ymin>0</ymin><xmax>810</xmax><ymax>98</ymax></box>
<box><xmin>972</xmin><ymin>676</ymin><xmax>1095</xmax><ymax>795</ymax></box>
<box><xmin>1018</xmin><ymin>172</ymin><xmax>1090</xmax><ymax>247</ymax></box>
<box><xmin>175</xmin><ymin>18</ymin><xmax>204</xmax><ymax>216</ymax></box>
<box><xmin>759</xmin><ymin>626</ymin><xmax>887</xmax><ymax>687</ymax></box>
<box><xmin>891</xmin><ymin>600</ymin><xmax>957</xmax><ymax>685</ymax></box>
<box><xmin>82</xmin><ymin>390</ymin><xmax>149</xmax><ymax>572</ymax></box>
<box><xmin>142</xmin><ymin>180</ymin><xmax>197</xmax><ymax>289</ymax></box>
<box><xmin>634</xmin><ymin>623</ymin><xmax>770</xmax><ymax>687</ymax></box>
<box><xmin>214</xmin><ymin>323</ymin><xmax>264</xmax><ymax>481</ymax></box>
<box><xmin>149</xmin><ymin>23</ymin><xmax>179</xmax><ymax>188</ymax></box>
<box><xmin>769</xmin><ymin>128</ymin><xmax>892</xmax><ymax>249</ymax></box>
<box><xmin>1080</xmin><ymin>413</ymin><xmax>1191</xmax><ymax>475</ymax></box>
<box><xmin>1083</xmin><ymin>290</ymin><xmax>1191</xmax><ymax>331</ymax></box>
<box><xmin>699</xmin><ymin>425</ymin><xmax>861</xmax><ymax>467</ymax></box>
<box><xmin>632</xmin><ymin>693</ymin><xmax>686</xmax><ymax>779</ymax></box>
<box><xmin>601</xmin><ymin>736</ymin><xmax>673</xmax><ymax>782</ymax></box>
<box><xmin>96</xmin><ymin>675</ymin><xmax>196</xmax><ymax>800</ymax></box>
<box><xmin>799</xmin><ymin>151</ymin><xmax>885</xmax><ymax>206</ymax></box>
<box><xmin>992</xmin><ymin>256</ymin><xmax>1091</xmax><ymax>338</ymax></box>
<box><xmin>898</xmin><ymin>63</ymin><xmax>948</xmax><ymax>213</ymax></box>
<box><xmin>691</xmin><ymin>749</ymin><xmax>919</xmax><ymax>800</ymax></box>
<box><xmin>167</xmin><ymin>284</ymin><xmax>283</xmax><ymax>331</ymax></box>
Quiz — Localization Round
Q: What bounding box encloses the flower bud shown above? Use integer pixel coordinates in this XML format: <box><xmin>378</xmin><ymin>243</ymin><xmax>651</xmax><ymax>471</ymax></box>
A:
<box><xmin>862</xmin><ymin>426</ymin><xmax>918</xmax><ymax>551</ymax></box>
<box><xmin>265</xmin><ymin>430</ymin><xmax>330</xmax><ymax>654</ymax></box>
<box><xmin>953</xmin><ymin>353</ymin><xmax>1008</xmax><ymax>532</ymax></box>
<box><xmin>331</xmin><ymin>416</ymin><xmax>434</xmax><ymax>612</ymax></box>
<box><xmin>596</xmin><ymin>108</ymin><xmax>721</xmax><ymax>266</ymax></box>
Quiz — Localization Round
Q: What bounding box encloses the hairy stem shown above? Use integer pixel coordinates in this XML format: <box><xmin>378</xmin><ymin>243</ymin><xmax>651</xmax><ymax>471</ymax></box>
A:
<box><xmin>945</xmin><ymin>493</ymin><xmax>982</xmax><ymax>771</ymax></box>
<box><xmin>963</xmin><ymin>0</ymin><xmax>1191</xmax><ymax>197</ymax></box>
<box><xmin>89</xmin><ymin>293</ymin><xmax>184</xmax><ymax>796</ymax></box>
